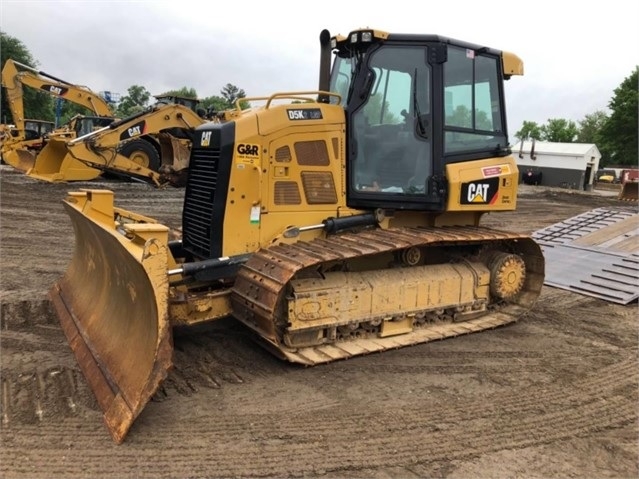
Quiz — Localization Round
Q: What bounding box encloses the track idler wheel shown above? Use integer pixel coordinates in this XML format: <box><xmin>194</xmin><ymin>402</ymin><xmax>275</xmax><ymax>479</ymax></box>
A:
<box><xmin>487</xmin><ymin>252</ymin><xmax>526</xmax><ymax>300</ymax></box>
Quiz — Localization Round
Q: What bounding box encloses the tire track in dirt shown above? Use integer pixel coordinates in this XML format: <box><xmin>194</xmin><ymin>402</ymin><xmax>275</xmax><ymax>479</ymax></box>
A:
<box><xmin>2</xmin><ymin>167</ymin><xmax>636</xmax><ymax>478</ymax></box>
<box><xmin>1</xmin><ymin>372</ymin><xmax>634</xmax><ymax>478</ymax></box>
<box><xmin>1</xmin><ymin>336</ymin><xmax>635</xmax><ymax>477</ymax></box>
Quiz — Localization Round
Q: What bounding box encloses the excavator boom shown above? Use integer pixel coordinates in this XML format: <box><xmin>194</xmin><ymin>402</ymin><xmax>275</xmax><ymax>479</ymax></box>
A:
<box><xmin>1</xmin><ymin>59</ymin><xmax>114</xmax><ymax>172</ymax></box>
<box><xmin>28</xmin><ymin>102</ymin><xmax>206</xmax><ymax>186</ymax></box>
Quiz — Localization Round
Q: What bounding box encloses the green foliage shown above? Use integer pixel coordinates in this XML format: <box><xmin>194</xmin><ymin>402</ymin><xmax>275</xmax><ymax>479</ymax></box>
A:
<box><xmin>515</xmin><ymin>118</ymin><xmax>578</xmax><ymax>142</ymax></box>
<box><xmin>577</xmin><ymin>110</ymin><xmax>608</xmax><ymax>143</ymax></box>
<box><xmin>516</xmin><ymin>68</ymin><xmax>638</xmax><ymax>167</ymax></box>
<box><xmin>157</xmin><ymin>86</ymin><xmax>198</xmax><ymax>99</ymax></box>
<box><xmin>364</xmin><ymin>94</ymin><xmax>399</xmax><ymax>124</ymax></box>
<box><xmin>577</xmin><ymin>110</ymin><xmax>613</xmax><ymax>165</ymax></box>
<box><xmin>115</xmin><ymin>85</ymin><xmax>151</xmax><ymax>117</ymax></box>
<box><xmin>1</xmin><ymin>31</ymin><xmax>54</xmax><ymax>124</ymax></box>
<box><xmin>199</xmin><ymin>95</ymin><xmax>228</xmax><ymax>113</ymax></box>
<box><xmin>199</xmin><ymin>84</ymin><xmax>249</xmax><ymax>113</ymax></box>
<box><xmin>446</xmin><ymin>106</ymin><xmax>493</xmax><ymax>131</ymax></box>
<box><xmin>540</xmin><ymin>118</ymin><xmax>579</xmax><ymax>142</ymax></box>
<box><xmin>515</xmin><ymin>121</ymin><xmax>543</xmax><ymax>141</ymax></box>
<box><xmin>56</xmin><ymin>100</ymin><xmax>99</xmax><ymax>126</ymax></box>
<box><xmin>598</xmin><ymin>67</ymin><xmax>638</xmax><ymax>166</ymax></box>
<box><xmin>221</xmin><ymin>83</ymin><xmax>246</xmax><ymax>108</ymax></box>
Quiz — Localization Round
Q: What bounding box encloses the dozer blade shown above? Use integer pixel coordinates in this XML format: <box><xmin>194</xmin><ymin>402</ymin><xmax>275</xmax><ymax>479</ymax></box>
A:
<box><xmin>27</xmin><ymin>138</ymin><xmax>102</xmax><ymax>182</ymax></box>
<box><xmin>49</xmin><ymin>190</ymin><xmax>173</xmax><ymax>443</ymax></box>
<box><xmin>1</xmin><ymin>147</ymin><xmax>37</xmax><ymax>172</ymax></box>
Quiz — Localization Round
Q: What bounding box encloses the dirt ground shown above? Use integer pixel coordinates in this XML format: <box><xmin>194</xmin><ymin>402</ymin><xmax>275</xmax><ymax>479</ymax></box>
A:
<box><xmin>1</xmin><ymin>164</ymin><xmax>637</xmax><ymax>479</ymax></box>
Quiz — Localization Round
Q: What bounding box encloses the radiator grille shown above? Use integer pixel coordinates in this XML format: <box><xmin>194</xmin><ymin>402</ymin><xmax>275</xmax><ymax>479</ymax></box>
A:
<box><xmin>183</xmin><ymin>146</ymin><xmax>219</xmax><ymax>258</ymax></box>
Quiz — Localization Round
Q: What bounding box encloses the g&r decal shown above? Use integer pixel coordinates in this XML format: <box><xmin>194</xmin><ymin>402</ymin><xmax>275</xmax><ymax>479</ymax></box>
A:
<box><xmin>236</xmin><ymin>143</ymin><xmax>260</xmax><ymax>165</ymax></box>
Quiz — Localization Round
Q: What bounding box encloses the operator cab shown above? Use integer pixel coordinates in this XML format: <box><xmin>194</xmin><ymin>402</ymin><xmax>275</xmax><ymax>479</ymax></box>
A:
<box><xmin>73</xmin><ymin>116</ymin><xmax>117</xmax><ymax>136</ymax></box>
<box><xmin>328</xmin><ymin>29</ymin><xmax>515</xmax><ymax>211</ymax></box>
<box><xmin>154</xmin><ymin>94</ymin><xmax>200</xmax><ymax>112</ymax></box>
<box><xmin>23</xmin><ymin>119</ymin><xmax>54</xmax><ymax>140</ymax></box>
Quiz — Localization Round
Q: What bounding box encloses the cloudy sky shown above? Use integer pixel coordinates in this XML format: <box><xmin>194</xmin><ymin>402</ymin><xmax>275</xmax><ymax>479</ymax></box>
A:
<box><xmin>1</xmin><ymin>0</ymin><xmax>637</xmax><ymax>137</ymax></box>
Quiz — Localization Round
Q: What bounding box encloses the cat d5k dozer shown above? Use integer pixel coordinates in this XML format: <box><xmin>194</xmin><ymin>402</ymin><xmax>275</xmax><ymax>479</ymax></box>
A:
<box><xmin>50</xmin><ymin>28</ymin><xmax>545</xmax><ymax>443</ymax></box>
<box><xmin>28</xmin><ymin>96</ymin><xmax>207</xmax><ymax>186</ymax></box>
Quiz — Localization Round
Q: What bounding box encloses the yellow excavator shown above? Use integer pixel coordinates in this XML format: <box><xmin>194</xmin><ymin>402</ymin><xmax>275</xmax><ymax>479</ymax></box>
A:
<box><xmin>0</xmin><ymin>59</ymin><xmax>114</xmax><ymax>171</ymax></box>
<box><xmin>50</xmin><ymin>28</ymin><xmax>545</xmax><ymax>443</ymax></box>
<box><xmin>28</xmin><ymin>94</ymin><xmax>207</xmax><ymax>186</ymax></box>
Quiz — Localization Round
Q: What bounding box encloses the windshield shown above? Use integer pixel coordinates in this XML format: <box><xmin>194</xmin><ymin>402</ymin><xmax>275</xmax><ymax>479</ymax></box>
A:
<box><xmin>350</xmin><ymin>45</ymin><xmax>432</xmax><ymax>197</ymax></box>
<box><xmin>443</xmin><ymin>46</ymin><xmax>506</xmax><ymax>154</ymax></box>
<box><xmin>329</xmin><ymin>55</ymin><xmax>353</xmax><ymax>107</ymax></box>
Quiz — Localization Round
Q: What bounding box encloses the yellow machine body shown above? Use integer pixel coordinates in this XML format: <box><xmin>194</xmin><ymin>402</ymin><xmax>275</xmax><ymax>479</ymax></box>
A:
<box><xmin>49</xmin><ymin>29</ymin><xmax>545</xmax><ymax>443</ymax></box>
<box><xmin>0</xmin><ymin>59</ymin><xmax>113</xmax><ymax>171</ymax></box>
<box><xmin>28</xmin><ymin>103</ymin><xmax>206</xmax><ymax>186</ymax></box>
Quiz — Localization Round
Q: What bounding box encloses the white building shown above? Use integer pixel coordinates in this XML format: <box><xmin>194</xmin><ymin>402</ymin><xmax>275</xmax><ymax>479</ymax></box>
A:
<box><xmin>513</xmin><ymin>140</ymin><xmax>602</xmax><ymax>191</ymax></box>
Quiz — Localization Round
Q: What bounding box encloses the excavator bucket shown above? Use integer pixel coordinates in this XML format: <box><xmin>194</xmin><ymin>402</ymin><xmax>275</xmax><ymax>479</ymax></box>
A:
<box><xmin>27</xmin><ymin>137</ymin><xmax>102</xmax><ymax>182</ymax></box>
<box><xmin>1</xmin><ymin>147</ymin><xmax>38</xmax><ymax>172</ymax></box>
<box><xmin>619</xmin><ymin>181</ymin><xmax>639</xmax><ymax>201</ymax></box>
<box><xmin>49</xmin><ymin>190</ymin><xmax>173</xmax><ymax>443</ymax></box>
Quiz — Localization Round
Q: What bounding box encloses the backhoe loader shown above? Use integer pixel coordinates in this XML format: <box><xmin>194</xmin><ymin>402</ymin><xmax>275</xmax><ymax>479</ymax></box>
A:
<box><xmin>27</xmin><ymin>94</ymin><xmax>207</xmax><ymax>186</ymax></box>
<box><xmin>0</xmin><ymin>59</ymin><xmax>114</xmax><ymax>171</ymax></box>
<box><xmin>50</xmin><ymin>28</ymin><xmax>545</xmax><ymax>443</ymax></box>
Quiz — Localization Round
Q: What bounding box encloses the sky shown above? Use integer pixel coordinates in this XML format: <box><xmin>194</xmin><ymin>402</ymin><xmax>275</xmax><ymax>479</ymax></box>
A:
<box><xmin>1</xmin><ymin>0</ymin><xmax>638</xmax><ymax>138</ymax></box>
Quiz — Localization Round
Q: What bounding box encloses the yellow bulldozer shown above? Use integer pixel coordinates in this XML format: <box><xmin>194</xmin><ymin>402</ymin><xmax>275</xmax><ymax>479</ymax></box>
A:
<box><xmin>28</xmin><ymin>94</ymin><xmax>208</xmax><ymax>186</ymax></box>
<box><xmin>0</xmin><ymin>58</ymin><xmax>115</xmax><ymax>171</ymax></box>
<box><xmin>50</xmin><ymin>28</ymin><xmax>545</xmax><ymax>443</ymax></box>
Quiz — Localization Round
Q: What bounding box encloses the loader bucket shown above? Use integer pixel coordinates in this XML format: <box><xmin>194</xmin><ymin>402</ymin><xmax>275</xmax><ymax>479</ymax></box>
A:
<box><xmin>27</xmin><ymin>138</ymin><xmax>102</xmax><ymax>182</ymax></box>
<box><xmin>619</xmin><ymin>181</ymin><xmax>639</xmax><ymax>201</ymax></box>
<box><xmin>49</xmin><ymin>190</ymin><xmax>173</xmax><ymax>443</ymax></box>
<box><xmin>1</xmin><ymin>147</ymin><xmax>37</xmax><ymax>172</ymax></box>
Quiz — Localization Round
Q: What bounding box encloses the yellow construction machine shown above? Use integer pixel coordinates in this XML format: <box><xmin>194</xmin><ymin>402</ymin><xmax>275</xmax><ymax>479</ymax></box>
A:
<box><xmin>618</xmin><ymin>169</ymin><xmax>639</xmax><ymax>201</ymax></box>
<box><xmin>0</xmin><ymin>59</ymin><xmax>114</xmax><ymax>171</ymax></box>
<box><xmin>27</xmin><ymin>94</ymin><xmax>207</xmax><ymax>186</ymax></box>
<box><xmin>50</xmin><ymin>28</ymin><xmax>545</xmax><ymax>443</ymax></box>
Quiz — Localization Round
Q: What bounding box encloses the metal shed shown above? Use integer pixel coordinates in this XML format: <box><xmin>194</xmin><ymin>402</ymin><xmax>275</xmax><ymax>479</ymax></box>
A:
<box><xmin>514</xmin><ymin>140</ymin><xmax>601</xmax><ymax>191</ymax></box>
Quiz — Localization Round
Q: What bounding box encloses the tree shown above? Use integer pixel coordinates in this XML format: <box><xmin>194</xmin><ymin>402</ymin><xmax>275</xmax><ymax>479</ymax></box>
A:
<box><xmin>221</xmin><ymin>83</ymin><xmax>246</xmax><ymax>108</ymax></box>
<box><xmin>577</xmin><ymin>110</ymin><xmax>608</xmax><ymax>143</ymax></box>
<box><xmin>200</xmin><ymin>84</ymin><xmax>249</xmax><ymax>113</ymax></box>
<box><xmin>200</xmin><ymin>95</ymin><xmax>229</xmax><ymax>113</ymax></box>
<box><xmin>598</xmin><ymin>67</ymin><xmax>638</xmax><ymax>166</ymax></box>
<box><xmin>576</xmin><ymin>110</ymin><xmax>613</xmax><ymax>166</ymax></box>
<box><xmin>116</xmin><ymin>85</ymin><xmax>151</xmax><ymax>117</ymax></box>
<box><xmin>56</xmin><ymin>98</ymin><xmax>108</xmax><ymax>127</ymax></box>
<box><xmin>539</xmin><ymin>118</ymin><xmax>578</xmax><ymax>142</ymax></box>
<box><xmin>158</xmin><ymin>86</ymin><xmax>198</xmax><ymax>99</ymax></box>
<box><xmin>514</xmin><ymin>121</ymin><xmax>542</xmax><ymax>141</ymax></box>
<box><xmin>364</xmin><ymin>94</ymin><xmax>400</xmax><ymax>124</ymax></box>
<box><xmin>0</xmin><ymin>31</ymin><xmax>54</xmax><ymax>124</ymax></box>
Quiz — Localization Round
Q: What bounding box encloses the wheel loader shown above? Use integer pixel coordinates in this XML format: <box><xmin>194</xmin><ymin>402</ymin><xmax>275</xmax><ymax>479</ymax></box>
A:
<box><xmin>49</xmin><ymin>28</ymin><xmax>546</xmax><ymax>443</ymax></box>
<box><xmin>0</xmin><ymin>58</ymin><xmax>114</xmax><ymax>171</ymax></box>
<box><xmin>27</xmin><ymin>94</ymin><xmax>208</xmax><ymax>186</ymax></box>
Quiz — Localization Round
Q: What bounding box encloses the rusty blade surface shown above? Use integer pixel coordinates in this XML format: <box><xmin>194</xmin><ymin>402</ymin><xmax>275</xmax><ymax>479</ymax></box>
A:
<box><xmin>50</xmin><ymin>199</ymin><xmax>173</xmax><ymax>443</ymax></box>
